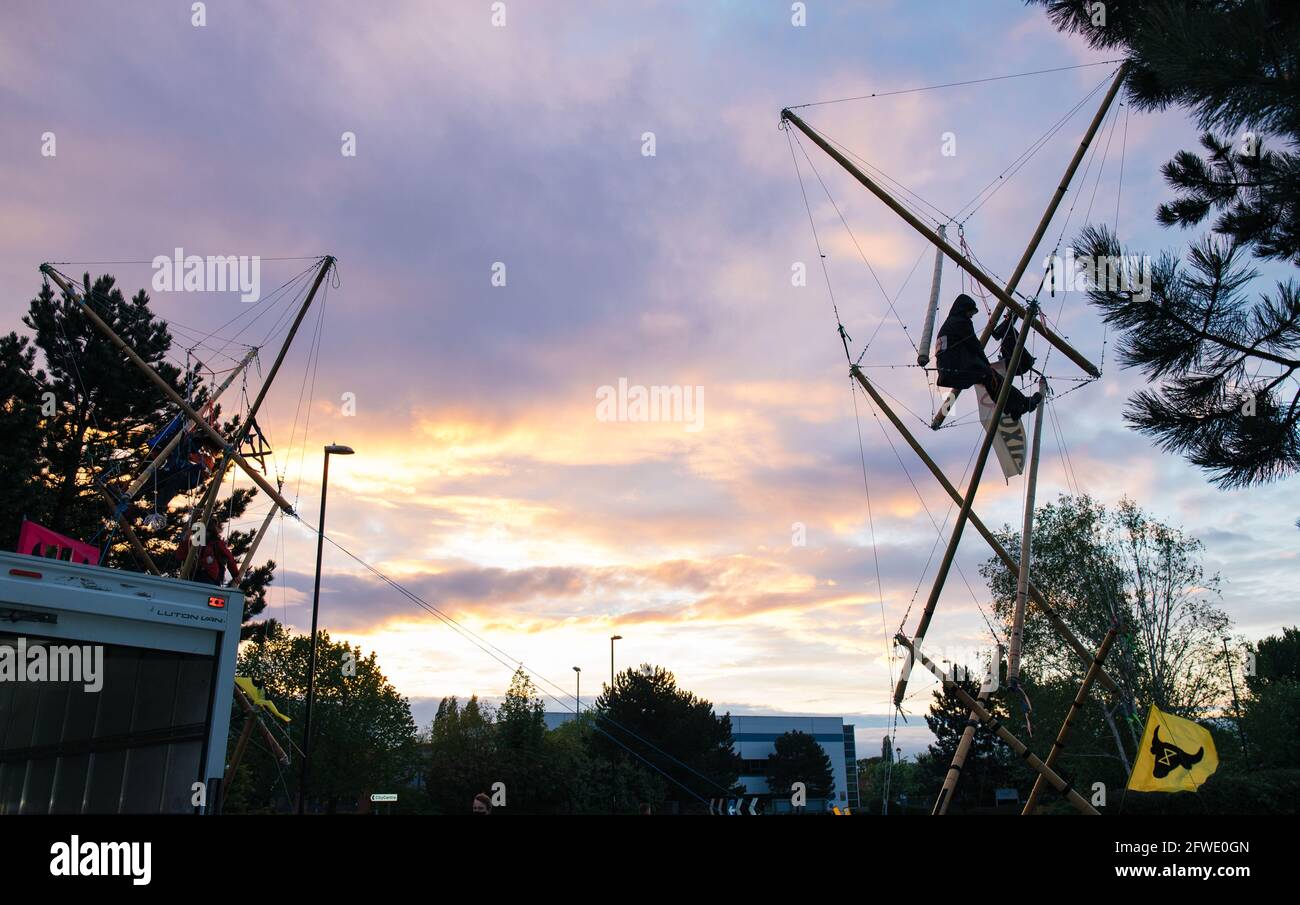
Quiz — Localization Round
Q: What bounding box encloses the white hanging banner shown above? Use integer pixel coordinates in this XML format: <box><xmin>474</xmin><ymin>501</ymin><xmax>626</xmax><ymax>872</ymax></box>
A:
<box><xmin>975</xmin><ymin>363</ymin><xmax>1027</xmax><ymax>479</ymax></box>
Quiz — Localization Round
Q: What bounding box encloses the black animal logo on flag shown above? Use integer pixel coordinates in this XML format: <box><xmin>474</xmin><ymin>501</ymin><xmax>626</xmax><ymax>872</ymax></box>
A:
<box><xmin>1150</xmin><ymin>726</ymin><xmax>1205</xmax><ymax>778</ymax></box>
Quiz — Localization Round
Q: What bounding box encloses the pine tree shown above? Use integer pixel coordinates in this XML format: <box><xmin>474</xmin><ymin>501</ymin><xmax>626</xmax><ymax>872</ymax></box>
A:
<box><xmin>4</xmin><ymin>272</ymin><xmax>279</xmax><ymax>635</ymax></box>
<box><xmin>923</xmin><ymin>676</ymin><xmax>1028</xmax><ymax>811</ymax></box>
<box><xmin>765</xmin><ymin>730</ymin><xmax>835</xmax><ymax>801</ymax></box>
<box><xmin>1032</xmin><ymin>0</ymin><xmax>1300</xmax><ymax>487</ymax></box>
<box><xmin>0</xmin><ymin>332</ymin><xmax>46</xmax><ymax>548</ymax></box>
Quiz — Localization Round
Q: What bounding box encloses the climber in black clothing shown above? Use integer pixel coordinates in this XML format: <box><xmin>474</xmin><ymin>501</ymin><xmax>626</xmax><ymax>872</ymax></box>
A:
<box><xmin>934</xmin><ymin>294</ymin><xmax>1041</xmax><ymax>419</ymax></box>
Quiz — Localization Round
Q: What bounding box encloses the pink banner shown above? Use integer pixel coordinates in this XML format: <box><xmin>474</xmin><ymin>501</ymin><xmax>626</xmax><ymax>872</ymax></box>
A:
<box><xmin>16</xmin><ymin>519</ymin><xmax>100</xmax><ymax>565</ymax></box>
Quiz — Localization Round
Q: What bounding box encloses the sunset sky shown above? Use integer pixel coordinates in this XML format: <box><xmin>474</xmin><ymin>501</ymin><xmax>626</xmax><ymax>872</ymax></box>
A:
<box><xmin>3</xmin><ymin>1</ymin><xmax>1293</xmax><ymax>757</ymax></box>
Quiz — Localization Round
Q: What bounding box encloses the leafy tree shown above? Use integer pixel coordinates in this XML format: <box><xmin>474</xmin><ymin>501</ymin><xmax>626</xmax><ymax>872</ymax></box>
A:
<box><xmin>424</xmin><ymin>694</ymin><xmax>498</xmax><ymax>814</ymax></box>
<box><xmin>981</xmin><ymin>494</ymin><xmax>1231</xmax><ymax>719</ymax></box>
<box><xmin>544</xmin><ymin>714</ymin><xmax>665</xmax><ymax>815</ymax></box>
<box><xmin>765</xmin><ymin>730</ymin><xmax>834</xmax><ymax>801</ymax></box>
<box><xmin>1031</xmin><ymin>0</ymin><xmax>1300</xmax><ymax>487</ymax></box>
<box><xmin>1242</xmin><ymin>626</ymin><xmax>1300</xmax><ymax>767</ymax></box>
<box><xmin>857</xmin><ymin>753</ymin><xmax>932</xmax><ymax>814</ymax></box>
<box><xmin>1249</xmin><ymin>625</ymin><xmax>1300</xmax><ymax>689</ymax></box>
<box><xmin>234</xmin><ymin>626</ymin><xmax>418</xmax><ymax>813</ymax></box>
<box><xmin>493</xmin><ymin>667</ymin><xmax>550</xmax><ymax>812</ymax></box>
<box><xmin>593</xmin><ymin>664</ymin><xmax>741</xmax><ymax>809</ymax></box>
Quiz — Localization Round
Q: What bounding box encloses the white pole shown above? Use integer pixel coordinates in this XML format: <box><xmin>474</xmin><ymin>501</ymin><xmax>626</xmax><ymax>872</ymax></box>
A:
<box><xmin>1008</xmin><ymin>377</ymin><xmax>1048</xmax><ymax>685</ymax></box>
<box><xmin>917</xmin><ymin>225</ymin><xmax>945</xmax><ymax>366</ymax></box>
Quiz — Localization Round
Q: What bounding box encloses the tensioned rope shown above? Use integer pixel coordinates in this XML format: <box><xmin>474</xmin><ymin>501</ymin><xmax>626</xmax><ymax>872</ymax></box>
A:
<box><xmin>786</xmin><ymin>59</ymin><xmax>1126</xmax><ymax>109</ymax></box>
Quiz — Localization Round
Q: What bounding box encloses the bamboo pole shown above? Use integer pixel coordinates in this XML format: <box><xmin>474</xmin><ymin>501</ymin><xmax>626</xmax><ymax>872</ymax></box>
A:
<box><xmin>230</xmin><ymin>495</ymin><xmax>281</xmax><ymax>588</ymax></box>
<box><xmin>223</xmin><ymin>704</ymin><xmax>257</xmax><ymax>792</ymax></box>
<box><xmin>180</xmin><ymin>458</ymin><xmax>232</xmax><ymax>579</ymax></box>
<box><xmin>933</xmin><ymin>644</ymin><xmax>1001</xmax><ymax>815</ymax></box>
<box><xmin>781</xmin><ymin>109</ymin><xmax>1098</xmax><ymax>378</ymax></box>
<box><xmin>96</xmin><ymin>486</ymin><xmax>160</xmax><ymax>575</ymax></box>
<box><xmin>930</xmin><ymin>64</ymin><xmax>1129</xmax><ymax>428</ymax></box>
<box><xmin>1023</xmin><ymin>627</ymin><xmax>1119</xmax><ymax>815</ymax></box>
<box><xmin>237</xmin><ymin>685</ymin><xmax>289</xmax><ymax>763</ymax></box>
<box><xmin>850</xmin><ymin>365</ymin><xmax>1120</xmax><ymax>695</ymax></box>
<box><xmin>221</xmin><ymin>686</ymin><xmax>291</xmax><ymax>809</ymax></box>
<box><xmin>892</xmin><ymin>304</ymin><xmax>1038</xmax><ymax>708</ymax></box>
<box><xmin>895</xmin><ymin>632</ymin><xmax>1099</xmax><ymax>816</ymax></box>
<box><xmin>40</xmin><ymin>265</ymin><xmax>299</xmax><ymax>514</ymax></box>
<box><xmin>917</xmin><ymin>224</ymin><xmax>945</xmax><ymax>366</ymax></box>
<box><xmin>126</xmin><ymin>346</ymin><xmax>258</xmax><ymax>499</ymax></box>
<box><xmin>1007</xmin><ymin>377</ymin><xmax>1048</xmax><ymax>686</ymax></box>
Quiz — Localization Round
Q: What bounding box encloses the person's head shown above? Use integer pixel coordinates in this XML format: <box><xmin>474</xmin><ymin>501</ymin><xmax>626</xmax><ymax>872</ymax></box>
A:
<box><xmin>472</xmin><ymin>792</ymin><xmax>491</xmax><ymax>815</ymax></box>
<box><xmin>951</xmin><ymin>293</ymin><xmax>978</xmax><ymax>318</ymax></box>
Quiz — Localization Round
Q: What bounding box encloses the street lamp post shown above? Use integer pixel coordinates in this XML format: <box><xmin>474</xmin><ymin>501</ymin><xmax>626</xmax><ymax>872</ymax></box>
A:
<box><xmin>610</xmin><ymin>634</ymin><xmax>622</xmax><ymax>689</ymax></box>
<box><xmin>298</xmin><ymin>443</ymin><xmax>354</xmax><ymax>816</ymax></box>
<box><xmin>1222</xmin><ymin>636</ymin><xmax>1250</xmax><ymax>759</ymax></box>
<box><xmin>572</xmin><ymin>666</ymin><xmax>581</xmax><ymax>720</ymax></box>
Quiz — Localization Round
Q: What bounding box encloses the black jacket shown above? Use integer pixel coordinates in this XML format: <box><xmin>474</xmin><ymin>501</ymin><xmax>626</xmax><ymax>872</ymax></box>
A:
<box><xmin>935</xmin><ymin>294</ymin><xmax>989</xmax><ymax>389</ymax></box>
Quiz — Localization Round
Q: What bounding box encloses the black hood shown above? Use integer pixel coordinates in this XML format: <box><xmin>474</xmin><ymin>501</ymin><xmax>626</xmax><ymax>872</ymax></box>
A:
<box><xmin>948</xmin><ymin>294</ymin><xmax>978</xmax><ymax>318</ymax></box>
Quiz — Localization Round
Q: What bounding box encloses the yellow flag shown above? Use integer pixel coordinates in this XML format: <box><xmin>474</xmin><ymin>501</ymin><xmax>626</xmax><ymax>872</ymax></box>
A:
<box><xmin>1127</xmin><ymin>704</ymin><xmax>1217</xmax><ymax>793</ymax></box>
<box><xmin>235</xmin><ymin>676</ymin><xmax>292</xmax><ymax>723</ymax></box>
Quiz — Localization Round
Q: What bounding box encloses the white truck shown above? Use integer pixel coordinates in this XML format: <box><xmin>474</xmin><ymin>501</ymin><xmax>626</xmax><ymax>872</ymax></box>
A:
<box><xmin>0</xmin><ymin>550</ymin><xmax>242</xmax><ymax>814</ymax></box>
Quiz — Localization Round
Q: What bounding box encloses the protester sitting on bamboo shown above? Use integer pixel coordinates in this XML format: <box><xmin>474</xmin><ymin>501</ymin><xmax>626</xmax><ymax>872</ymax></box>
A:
<box><xmin>935</xmin><ymin>294</ymin><xmax>1041</xmax><ymax>419</ymax></box>
<box><xmin>176</xmin><ymin>518</ymin><xmax>240</xmax><ymax>586</ymax></box>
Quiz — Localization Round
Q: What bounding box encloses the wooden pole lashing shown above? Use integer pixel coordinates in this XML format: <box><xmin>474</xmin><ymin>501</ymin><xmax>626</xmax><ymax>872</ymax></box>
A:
<box><xmin>933</xmin><ymin>643</ymin><xmax>1001</xmax><ymax>815</ymax></box>
<box><xmin>895</xmin><ymin>632</ymin><xmax>1099</xmax><ymax>816</ymax></box>
<box><xmin>1022</xmin><ymin>627</ymin><xmax>1119</xmax><ymax>815</ymax></box>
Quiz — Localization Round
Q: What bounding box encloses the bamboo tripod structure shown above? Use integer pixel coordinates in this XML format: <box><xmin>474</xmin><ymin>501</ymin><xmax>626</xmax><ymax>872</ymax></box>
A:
<box><xmin>41</xmin><ymin>257</ymin><xmax>333</xmax><ymax>580</ymax></box>
<box><xmin>783</xmin><ymin>64</ymin><xmax>1131</xmax><ymax>813</ymax></box>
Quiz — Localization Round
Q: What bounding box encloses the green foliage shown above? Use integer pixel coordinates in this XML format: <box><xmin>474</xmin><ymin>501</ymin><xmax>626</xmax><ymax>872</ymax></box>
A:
<box><xmin>1242</xmin><ymin>627</ymin><xmax>1300</xmax><ymax>768</ymax></box>
<box><xmin>1030</xmin><ymin>0</ymin><xmax>1300</xmax><ymax>487</ymax></box>
<box><xmin>593</xmin><ymin>664</ymin><xmax>741</xmax><ymax>808</ymax></box>
<box><xmin>0</xmin><ymin>331</ymin><xmax>45</xmax><ymax>545</ymax></box>
<box><xmin>920</xmin><ymin>676</ymin><xmax>1036</xmax><ymax>812</ymax></box>
<box><xmin>981</xmin><ymin>494</ymin><xmax>1230</xmax><ymax>715</ymax></box>
<box><xmin>1122</xmin><ymin>768</ymin><xmax>1300</xmax><ymax>815</ymax></box>
<box><xmin>425</xmin><ymin>694</ymin><xmax>498</xmax><ymax>814</ymax></box>
<box><xmin>232</xmin><ymin>626</ymin><xmax>418</xmax><ymax>814</ymax></box>
<box><xmin>765</xmin><ymin>730</ymin><xmax>834</xmax><ymax>800</ymax></box>
<box><xmin>856</xmin><ymin>755</ymin><xmax>932</xmax><ymax>814</ymax></box>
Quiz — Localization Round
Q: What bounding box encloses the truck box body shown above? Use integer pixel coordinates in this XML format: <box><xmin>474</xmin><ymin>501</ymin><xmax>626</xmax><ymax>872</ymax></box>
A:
<box><xmin>0</xmin><ymin>551</ymin><xmax>242</xmax><ymax>814</ymax></box>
